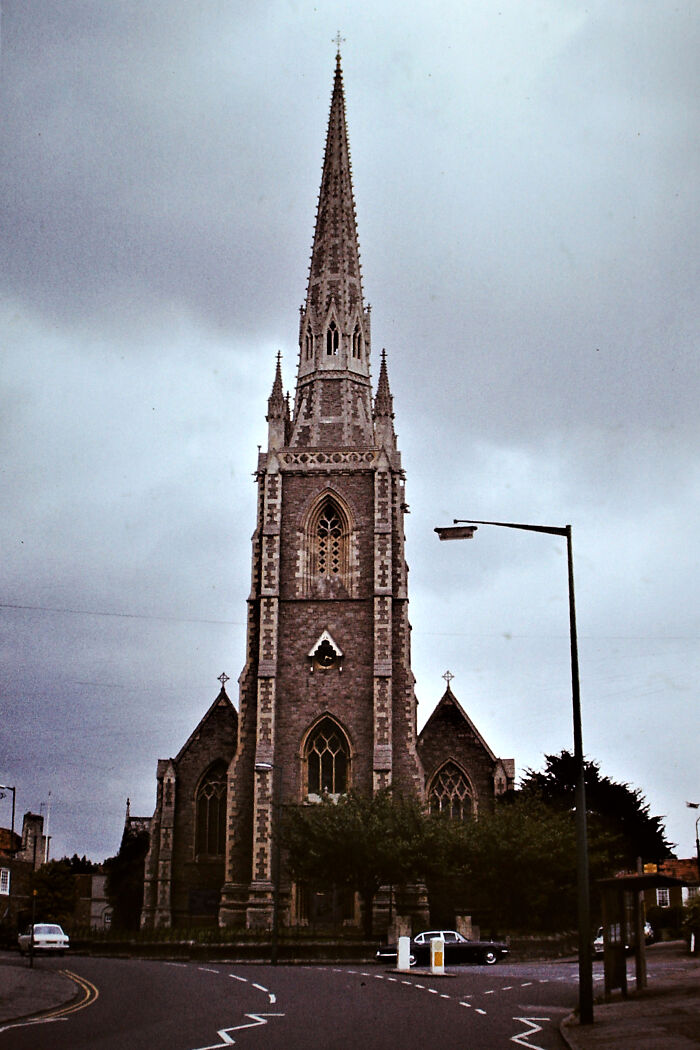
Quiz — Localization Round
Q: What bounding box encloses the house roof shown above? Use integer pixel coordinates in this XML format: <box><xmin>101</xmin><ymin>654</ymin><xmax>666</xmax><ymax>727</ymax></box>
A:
<box><xmin>598</xmin><ymin>872</ymin><xmax>686</xmax><ymax>890</ymax></box>
<box><xmin>659</xmin><ymin>857</ymin><xmax>700</xmax><ymax>885</ymax></box>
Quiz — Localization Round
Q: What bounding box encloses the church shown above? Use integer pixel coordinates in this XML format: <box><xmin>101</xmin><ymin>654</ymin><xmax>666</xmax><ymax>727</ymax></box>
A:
<box><xmin>139</xmin><ymin>53</ymin><xmax>514</xmax><ymax>932</ymax></box>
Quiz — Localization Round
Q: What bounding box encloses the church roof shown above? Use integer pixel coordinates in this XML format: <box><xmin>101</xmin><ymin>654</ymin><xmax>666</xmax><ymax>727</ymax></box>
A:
<box><xmin>418</xmin><ymin>682</ymin><xmax>498</xmax><ymax>763</ymax></box>
<box><xmin>175</xmin><ymin>680</ymin><xmax>237</xmax><ymax>764</ymax></box>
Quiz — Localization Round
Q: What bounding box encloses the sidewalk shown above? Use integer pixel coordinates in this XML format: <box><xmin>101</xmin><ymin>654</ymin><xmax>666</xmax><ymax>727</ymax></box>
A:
<box><xmin>561</xmin><ymin>942</ymin><xmax>700</xmax><ymax>1050</ymax></box>
<box><xmin>0</xmin><ymin>952</ymin><xmax>79</xmax><ymax>1027</ymax></box>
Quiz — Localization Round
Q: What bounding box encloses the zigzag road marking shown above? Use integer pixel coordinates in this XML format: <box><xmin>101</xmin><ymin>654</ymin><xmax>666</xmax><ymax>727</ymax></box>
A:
<box><xmin>510</xmin><ymin>1016</ymin><xmax>551</xmax><ymax>1049</ymax></box>
<box><xmin>190</xmin><ymin>1012</ymin><xmax>285</xmax><ymax>1050</ymax></box>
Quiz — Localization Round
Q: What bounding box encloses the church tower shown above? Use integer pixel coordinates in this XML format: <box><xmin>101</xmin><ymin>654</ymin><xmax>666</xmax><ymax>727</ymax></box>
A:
<box><xmin>219</xmin><ymin>53</ymin><xmax>424</xmax><ymax>928</ymax></box>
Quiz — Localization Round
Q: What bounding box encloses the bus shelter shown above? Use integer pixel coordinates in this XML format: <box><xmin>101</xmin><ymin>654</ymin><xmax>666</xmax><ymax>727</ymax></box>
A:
<box><xmin>597</xmin><ymin>872</ymin><xmax>684</xmax><ymax>1000</ymax></box>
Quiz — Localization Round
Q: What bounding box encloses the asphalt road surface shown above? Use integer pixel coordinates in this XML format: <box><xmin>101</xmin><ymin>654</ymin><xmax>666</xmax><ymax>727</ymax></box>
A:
<box><xmin>2</xmin><ymin>956</ymin><xmax>582</xmax><ymax>1049</ymax></box>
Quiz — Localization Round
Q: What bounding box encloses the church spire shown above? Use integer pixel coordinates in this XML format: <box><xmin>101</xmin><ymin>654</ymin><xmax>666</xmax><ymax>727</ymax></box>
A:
<box><xmin>290</xmin><ymin>53</ymin><xmax>373</xmax><ymax>448</ymax></box>
<box><xmin>266</xmin><ymin>352</ymin><xmax>288</xmax><ymax>449</ymax></box>
<box><xmin>373</xmin><ymin>349</ymin><xmax>396</xmax><ymax>450</ymax></box>
<box><xmin>304</xmin><ymin>51</ymin><xmax>364</xmax><ymax>329</ymax></box>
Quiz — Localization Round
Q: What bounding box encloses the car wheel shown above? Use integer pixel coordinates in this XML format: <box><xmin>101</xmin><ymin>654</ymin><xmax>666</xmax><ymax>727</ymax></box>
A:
<box><xmin>483</xmin><ymin>950</ymin><xmax>498</xmax><ymax>965</ymax></box>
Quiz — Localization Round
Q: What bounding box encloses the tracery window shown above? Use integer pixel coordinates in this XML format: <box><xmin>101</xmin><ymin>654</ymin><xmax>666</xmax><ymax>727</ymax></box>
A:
<box><xmin>428</xmin><ymin>762</ymin><xmax>474</xmax><ymax>820</ymax></box>
<box><xmin>195</xmin><ymin>761</ymin><xmax>228</xmax><ymax>857</ymax></box>
<box><xmin>305</xmin><ymin>326</ymin><xmax>313</xmax><ymax>360</ymax></box>
<box><xmin>326</xmin><ymin>321</ymin><xmax>339</xmax><ymax>355</ymax></box>
<box><xmin>303</xmin><ymin>493</ymin><xmax>353</xmax><ymax>596</ymax></box>
<box><xmin>317</xmin><ymin>504</ymin><xmax>343</xmax><ymax>577</ymax></box>
<box><xmin>305</xmin><ymin>718</ymin><xmax>349</xmax><ymax>798</ymax></box>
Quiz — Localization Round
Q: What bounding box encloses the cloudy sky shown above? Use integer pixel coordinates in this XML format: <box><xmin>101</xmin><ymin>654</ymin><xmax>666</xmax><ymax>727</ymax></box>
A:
<box><xmin>2</xmin><ymin>1</ymin><xmax>698</xmax><ymax>864</ymax></box>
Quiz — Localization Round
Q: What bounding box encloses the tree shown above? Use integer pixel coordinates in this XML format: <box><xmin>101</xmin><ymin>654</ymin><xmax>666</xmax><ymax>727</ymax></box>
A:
<box><xmin>283</xmin><ymin>789</ymin><xmax>427</xmax><ymax>937</ymax></box>
<box><xmin>65</xmin><ymin>854</ymin><xmax>101</xmax><ymax>874</ymax></box>
<box><xmin>104</xmin><ymin>825</ymin><xmax>150</xmax><ymax>930</ymax></box>
<box><xmin>519</xmin><ymin>751</ymin><xmax>674</xmax><ymax>868</ymax></box>
<box><xmin>31</xmin><ymin>859</ymin><xmax>78</xmax><ymax>925</ymax></box>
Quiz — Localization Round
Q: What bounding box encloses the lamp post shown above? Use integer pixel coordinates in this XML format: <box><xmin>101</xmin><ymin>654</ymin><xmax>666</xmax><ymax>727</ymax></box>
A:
<box><xmin>0</xmin><ymin>784</ymin><xmax>17</xmax><ymax>855</ymax></box>
<box><xmin>0</xmin><ymin>784</ymin><xmax>17</xmax><ymax>935</ymax></box>
<box><xmin>686</xmin><ymin>803</ymin><xmax>700</xmax><ymax>879</ymax></box>
<box><xmin>435</xmin><ymin>518</ymin><xmax>594</xmax><ymax>1025</ymax></box>
<box><xmin>254</xmin><ymin>761</ymin><xmax>281</xmax><ymax>964</ymax></box>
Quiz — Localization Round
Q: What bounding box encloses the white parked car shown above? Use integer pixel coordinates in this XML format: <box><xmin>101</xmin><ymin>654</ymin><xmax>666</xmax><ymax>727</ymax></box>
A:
<box><xmin>18</xmin><ymin>923</ymin><xmax>69</xmax><ymax>955</ymax></box>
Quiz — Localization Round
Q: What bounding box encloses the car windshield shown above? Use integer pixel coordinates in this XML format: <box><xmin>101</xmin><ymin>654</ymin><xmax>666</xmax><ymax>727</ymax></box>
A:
<box><xmin>35</xmin><ymin>925</ymin><xmax>63</xmax><ymax>935</ymax></box>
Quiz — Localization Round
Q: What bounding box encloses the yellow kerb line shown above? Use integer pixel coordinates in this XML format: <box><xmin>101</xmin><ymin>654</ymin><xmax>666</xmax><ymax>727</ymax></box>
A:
<box><xmin>40</xmin><ymin>970</ymin><xmax>100</xmax><ymax>1020</ymax></box>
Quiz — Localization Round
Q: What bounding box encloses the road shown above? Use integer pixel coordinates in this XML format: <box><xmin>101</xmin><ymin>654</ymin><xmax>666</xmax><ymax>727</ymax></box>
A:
<box><xmin>2</xmin><ymin>956</ymin><xmax>583</xmax><ymax>1049</ymax></box>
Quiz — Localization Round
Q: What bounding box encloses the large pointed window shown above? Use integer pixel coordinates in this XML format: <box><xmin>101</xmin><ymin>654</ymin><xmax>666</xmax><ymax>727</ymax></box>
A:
<box><xmin>317</xmin><ymin>504</ymin><xmax>343</xmax><ymax>577</ymax></box>
<box><xmin>305</xmin><ymin>326</ymin><xmax>314</xmax><ymax>361</ymax></box>
<box><xmin>428</xmin><ymin>762</ymin><xmax>474</xmax><ymax>820</ymax></box>
<box><xmin>305</xmin><ymin>718</ymin><xmax>350</xmax><ymax>799</ymax></box>
<box><xmin>195</xmin><ymin>761</ymin><xmax>228</xmax><ymax>857</ymax></box>
<box><xmin>304</xmin><ymin>494</ymin><xmax>352</xmax><ymax>595</ymax></box>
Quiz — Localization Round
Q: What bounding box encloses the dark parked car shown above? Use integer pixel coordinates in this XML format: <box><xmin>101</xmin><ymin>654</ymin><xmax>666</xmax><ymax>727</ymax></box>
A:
<box><xmin>377</xmin><ymin>928</ymin><xmax>508</xmax><ymax>966</ymax></box>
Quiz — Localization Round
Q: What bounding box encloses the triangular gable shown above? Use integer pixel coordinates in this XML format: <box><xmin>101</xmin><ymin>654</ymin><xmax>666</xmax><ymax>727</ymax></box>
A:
<box><xmin>175</xmin><ymin>686</ymin><xmax>237</xmax><ymax>764</ymax></box>
<box><xmin>419</xmin><ymin>684</ymin><xmax>497</xmax><ymax>764</ymax></box>
<box><xmin>308</xmin><ymin>630</ymin><xmax>343</xmax><ymax>658</ymax></box>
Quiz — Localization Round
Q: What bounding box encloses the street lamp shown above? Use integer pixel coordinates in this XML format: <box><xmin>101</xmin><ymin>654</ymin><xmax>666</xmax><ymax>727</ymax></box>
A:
<box><xmin>686</xmin><ymin>803</ymin><xmax>700</xmax><ymax>879</ymax></box>
<box><xmin>0</xmin><ymin>784</ymin><xmax>17</xmax><ymax>855</ymax></box>
<box><xmin>255</xmin><ymin>761</ymin><xmax>282</xmax><ymax>964</ymax></box>
<box><xmin>435</xmin><ymin>518</ymin><xmax>594</xmax><ymax>1026</ymax></box>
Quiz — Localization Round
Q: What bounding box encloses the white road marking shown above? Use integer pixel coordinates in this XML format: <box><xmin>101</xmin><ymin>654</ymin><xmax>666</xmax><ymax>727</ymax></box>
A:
<box><xmin>228</xmin><ymin>974</ymin><xmax>249</xmax><ymax>983</ymax></box>
<box><xmin>199</xmin><ymin>967</ymin><xmax>220</xmax><ymax>974</ymax></box>
<box><xmin>190</xmin><ymin>1012</ymin><xmax>285</xmax><ymax>1050</ymax></box>
<box><xmin>510</xmin><ymin>1015</ymin><xmax>551</xmax><ymax>1049</ymax></box>
<box><xmin>475</xmin><ymin>1008</ymin><xmax>487</xmax><ymax>1015</ymax></box>
<box><xmin>251</xmin><ymin>983</ymin><xmax>268</xmax><ymax>993</ymax></box>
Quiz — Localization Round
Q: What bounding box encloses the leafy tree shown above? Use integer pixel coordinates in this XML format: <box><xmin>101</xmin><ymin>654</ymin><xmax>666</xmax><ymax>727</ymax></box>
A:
<box><xmin>65</xmin><ymin>853</ymin><xmax>101</xmax><ymax>874</ymax></box>
<box><xmin>519</xmin><ymin>751</ymin><xmax>673</xmax><ymax>868</ymax></box>
<box><xmin>282</xmin><ymin>789</ymin><xmax>427</xmax><ymax>936</ymax></box>
<box><xmin>31</xmin><ymin>859</ymin><xmax>78</xmax><ymax>925</ymax></box>
<box><xmin>104</xmin><ymin>825</ymin><xmax>150</xmax><ymax>930</ymax></box>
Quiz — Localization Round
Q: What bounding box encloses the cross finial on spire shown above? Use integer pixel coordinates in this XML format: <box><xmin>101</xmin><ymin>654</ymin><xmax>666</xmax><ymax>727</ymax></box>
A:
<box><xmin>333</xmin><ymin>30</ymin><xmax>345</xmax><ymax>55</ymax></box>
<box><xmin>218</xmin><ymin>672</ymin><xmax>230</xmax><ymax>687</ymax></box>
<box><xmin>442</xmin><ymin>670</ymin><xmax>454</xmax><ymax>685</ymax></box>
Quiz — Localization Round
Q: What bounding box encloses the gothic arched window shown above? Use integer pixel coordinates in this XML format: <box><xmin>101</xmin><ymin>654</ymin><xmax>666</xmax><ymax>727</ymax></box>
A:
<box><xmin>317</xmin><ymin>503</ymin><xmax>343</xmax><ymax>577</ymax></box>
<box><xmin>302</xmin><ymin>492</ymin><xmax>354</xmax><ymax>597</ymax></box>
<box><xmin>428</xmin><ymin>762</ymin><xmax>474</xmax><ymax>820</ymax></box>
<box><xmin>305</xmin><ymin>326</ymin><xmax>313</xmax><ymax>361</ymax></box>
<box><xmin>352</xmin><ymin>323</ymin><xmax>362</xmax><ymax>359</ymax></box>
<box><xmin>305</xmin><ymin>718</ymin><xmax>350</xmax><ymax>798</ymax></box>
<box><xmin>195</xmin><ymin>761</ymin><xmax>228</xmax><ymax>857</ymax></box>
<box><xmin>326</xmin><ymin>321</ymin><xmax>339</xmax><ymax>355</ymax></box>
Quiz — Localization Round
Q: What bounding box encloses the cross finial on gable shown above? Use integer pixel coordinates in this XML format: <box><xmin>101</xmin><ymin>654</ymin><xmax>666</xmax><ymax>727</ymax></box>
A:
<box><xmin>442</xmin><ymin>670</ymin><xmax>454</xmax><ymax>685</ymax></box>
<box><xmin>218</xmin><ymin>672</ymin><xmax>230</xmax><ymax>687</ymax></box>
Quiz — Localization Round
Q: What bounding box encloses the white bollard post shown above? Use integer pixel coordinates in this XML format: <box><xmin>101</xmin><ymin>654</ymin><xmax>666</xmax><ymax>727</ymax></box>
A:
<box><xmin>397</xmin><ymin>935</ymin><xmax>411</xmax><ymax>971</ymax></box>
<box><xmin>430</xmin><ymin>936</ymin><xmax>445</xmax><ymax>975</ymax></box>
